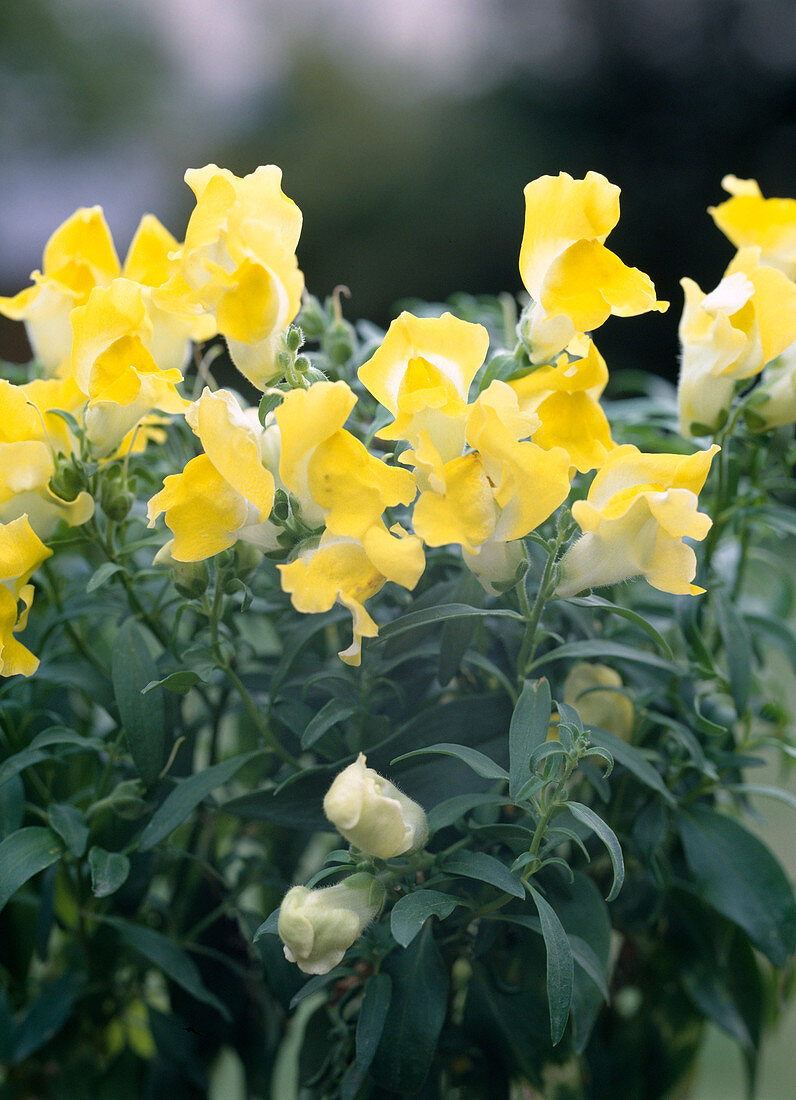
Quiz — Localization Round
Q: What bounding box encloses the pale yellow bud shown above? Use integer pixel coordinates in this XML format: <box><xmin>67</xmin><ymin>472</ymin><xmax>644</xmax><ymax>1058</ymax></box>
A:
<box><xmin>323</xmin><ymin>753</ymin><xmax>428</xmax><ymax>859</ymax></box>
<box><xmin>563</xmin><ymin>662</ymin><xmax>634</xmax><ymax>740</ymax></box>
<box><xmin>278</xmin><ymin>873</ymin><xmax>386</xmax><ymax>975</ymax></box>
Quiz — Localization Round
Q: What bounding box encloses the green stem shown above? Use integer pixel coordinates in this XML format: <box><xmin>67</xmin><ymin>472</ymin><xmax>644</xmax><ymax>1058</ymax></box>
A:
<box><xmin>516</xmin><ymin>540</ymin><xmax>559</xmax><ymax>680</ymax></box>
<box><xmin>222</xmin><ymin>664</ymin><xmax>300</xmax><ymax>769</ymax></box>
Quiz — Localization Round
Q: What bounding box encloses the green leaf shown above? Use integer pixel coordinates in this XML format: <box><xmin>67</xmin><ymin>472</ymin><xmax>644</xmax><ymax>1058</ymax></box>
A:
<box><xmin>509</xmin><ymin>678</ymin><xmax>552</xmax><ymax>800</ymax></box>
<box><xmin>0</xmin><ymin>827</ymin><xmax>64</xmax><ymax>913</ymax></box>
<box><xmin>727</xmin><ymin>784</ymin><xmax>796</xmax><ymax>813</ymax></box>
<box><xmin>11</xmin><ymin>972</ymin><xmax>85</xmax><ymax>1065</ymax></box>
<box><xmin>86</xmin><ymin>562</ymin><xmax>124</xmax><ymax>593</ymax></box>
<box><xmin>527</xmin><ymin>883</ymin><xmax>574</xmax><ymax>1045</ymax></box>
<box><xmin>48</xmin><ymin>804</ymin><xmax>89</xmax><ymax>857</ymax></box>
<box><xmin>356</xmin><ymin>972</ymin><xmax>392</xmax><ymax>1072</ymax></box>
<box><xmin>426</xmin><ymin>792</ymin><xmax>508</xmax><ymax>835</ymax></box>
<box><xmin>301</xmin><ymin>698</ymin><xmax>357</xmax><ymax>749</ymax></box>
<box><xmin>676</xmin><ymin>807</ymin><xmax>796</xmax><ymax>966</ymax></box>
<box><xmin>88</xmin><ymin>846</ymin><xmax>131</xmax><ymax>898</ymax></box>
<box><xmin>713</xmin><ymin>594</ymin><xmax>753</xmax><ymax>716</ymax></box>
<box><xmin>391</xmin><ymin>743</ymin><xmax>508</xmax><ymax>781</ymax></box>
<box><xmin>377</xmin><ymin>603</ymin><xmax>523</xmax><ymax>643</ymax></box>
<box><xmin>139</xmin><ymin>750</ymin><xmax>262</xmax><ymax>850</ymax></box>
<box><xmin>438</xmin><ymin>570</ymin><xmax>485</xmax><ymax>685</ymax></box>
<box><xmin>587</xmin><ymin>727</ymin><xmax>675</xmax><ymax>805</ymax></box>
<box><xmin>222</xmin><ymin>764</ymin><xmax>337</xmax><ymax>830</ymax></box>
<box><xmin>102</xmin><ymin>916</ymin><xmax>231</xmax><ymax>1020</ymax></box>
<box><xmin>252</xmin><ymin>907</ymin><xmax>280</xmax><ymax>942</ymax></box>
<box><xmin>560</xmin><ymin>595</ymin><xmax>674</xmax><ymax>658</ymax></box>
<box><xmin>373</xmin><ymin>925</ymin><xmax>448</xmax><ymax>1094</ymax></box>
<box><xmin>142</xmin><ymin>670</ymin><xmax>207</xmax><ymax>695</ymax></box>
<box><xmin>390</xmin><ymin>889</ymin><xmax>465</xmax><ymax>947</ymax></box>
<box><xmin>529</xmin><ymin>639</ymin><xmax>679</xmax><ymax>674</ymax></box>
<box><xmin>442</xmin><ymin>851</ymin><xmax>524</xmax><ymax>898</ymax></box>
<box><xmin>0</xmin><ymin>747</ymin><xmax>53</xmax><ymax>787</ymax></box>
<box><xmin>112</xmin><ymin>619</ymin><xmax>166</xmax><ymax>785</ymax></box>
<box><xmin>566</xmin><ymin>802</ymin><xmax>625</xmax><ymax>901</ymax></box>
<box><xmin>0</xmin><ymin>775</ymin><xmax>24</xmax><ymax>841</ymax></box>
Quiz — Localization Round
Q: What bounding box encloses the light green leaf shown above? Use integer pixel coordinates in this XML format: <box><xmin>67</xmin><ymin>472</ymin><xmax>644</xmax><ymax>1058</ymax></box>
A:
<box><xmin>378</xmin><ymin>603</ymin><xmax>523</xmax><ymax>643</ymax></box>
<box><xmin>390</xmin><ymin>889</ymin><xmax>465</xmax><ymax>947</ymax></box>
<box><xmin>530</xmin><ymin>639</ymin><xmax>679</xmax><ymax>674</ymax></box>
<box><xmin>560</xmin><ymin>595</ymin><xmax>674</xmax><ymax>658</ymax></box>
<box><xmin>567</xmin><ymin>802</ymin><xmax>625</xmax><ymax>901</ymax></box>
<box><xmin>391</xmin><ymin>743</ymin><xmax>508</xmax><ymax>781</ymax></box>
<box><xmin>86</xmin><ymin>562</ymin><xmax>124</xmax><ymax>593</ymax></box>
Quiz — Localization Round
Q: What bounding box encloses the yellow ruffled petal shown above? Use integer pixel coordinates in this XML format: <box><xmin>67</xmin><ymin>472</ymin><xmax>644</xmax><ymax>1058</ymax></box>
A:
<box><xmin>187</xmin><ymin>388</ymin><xmax>275</xmax><ymax>518</ymax></box>
<box><xmin>533</xmin><ymin>391</ymin><xmax>613</xmax><ymax>472</ymax></box>
<box><xmin>0</xmin><ymin>584</ymin><xmax>39</xmax><ymax>677</ymax></box>
<box><xmin>0</xmin><ymin>514</ymin><xmax>52</xmax><ymax>591</ymax></box>
<box><xmin>709</xmin><ymin>176</ymin><xmax>796</xmax><ymax>276</ymax></box>
<box><xmin>412</xmin><ymin>452</ymin><xmax>496</xmax><ymax>554</ymax></box>
<box><xmin>43</xmin><ymin>206</ymin><xmax>120</xmax><ymax>289</ymax></box>
<box><xmin>122</xmin><ymin>214</ymin><xmax>179</xmax><ymax>287</ymax></box>
<box><xmin>276</xmin><ymin>381</ymin><xmax>357</xmax><ymax>508</ymax></box>
<box><xmin>308</xmin><ymin>430</ymin><xmax>417</xmax><ymax>539</ymax></box>
<box><xmin>148</xmin><ymin>454</ymin><xmax>248</xmax><ymax>561</ymax></box>
<box><xmin>725</xmin><ymin>249</ymin><xmax>796</xmax><ymax>369</ymax></box>
<box><xmin>358</xmin><ymin>312</ymin><xmax>488</xmax><ymax>453</ymax></box>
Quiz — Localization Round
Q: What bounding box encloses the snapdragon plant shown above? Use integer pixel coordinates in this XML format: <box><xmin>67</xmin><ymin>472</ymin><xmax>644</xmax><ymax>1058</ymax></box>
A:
<box><xmin>0</xmin><ymin>167</ymin><xmax>794</xmax><ymax>1099</ymax></box>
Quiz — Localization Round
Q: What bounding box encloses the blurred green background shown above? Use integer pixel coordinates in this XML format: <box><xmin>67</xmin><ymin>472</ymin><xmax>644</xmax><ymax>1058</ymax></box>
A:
<box><xmin>1</xmin><ymin>1</ymin><xmax>793</xmax><ymax>1094</ymax></box>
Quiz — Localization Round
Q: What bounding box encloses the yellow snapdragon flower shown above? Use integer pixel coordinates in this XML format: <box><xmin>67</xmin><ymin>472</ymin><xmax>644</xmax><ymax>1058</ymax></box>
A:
<box><xmin>508</xmin><ymin>337</ymin><xmax>614</xmax><ymax>471</ymax></box>
<box><xmin>562</xmin><ymin>662</ymin><xmax>634</xmax><ymax>740</ymax></box>
<box><xmin>519</xmin><ymin>172</ymin><xmax>667</xmax><ymax>363</ymax></box>
<box><xmin>170</xmin><ymin>164</ymin><xmax>304</xmax><ymax>389</ymax></box>
<box><xmin>278</xmin><ymin>524</ymin><xmax>425</xmax><ymax>666</ymax></box>
<box><xmin>278</xmin><ymin>874</ymin><xmax>386</xmax><ymax>975</ymax></box>
<box><xmin>324</xmin><ymin>753</ymin><xmax>428</xmax><ymax>858</ymax></box>
<box><xmin>358</xmin><ymin>311</ymin><xmax>489</xmax><ymax>460</ymax></box>
<box><xmin>709</xmin><ymin>176</ymin><xmax>796</xmax><ymax>279</ymax></box>
<box><xmin>148</xmin><ymin>388</ymin><xmax>277</xmax><ymax>561</ymax></box>
<box><xmin>557</xmin><ymin>443</ymin><xmax>719</xmax><ymax>598</ymax></box>
<box><xmin>0</xmin><ymin>515</ymin><xmax>52</xmax><ymax>676</ymax></box>
<box><xmin>275</xmin><ymin>380</ymin><xmax>418</xmax><ymax>537</ymax></box>
<box><xmin>0</xmin><ymin>207</ymin><xmax>209</xmax><ymax>377</ymax></box>
<box><xmin>70</xmin><ymin>279</ymin><xmax>190</xmax><ymax>455</ymax></box>
<box><xmin>678</xmin><ymin>249</ymin><xmax>796</xmax><ymax>436</ymax></box>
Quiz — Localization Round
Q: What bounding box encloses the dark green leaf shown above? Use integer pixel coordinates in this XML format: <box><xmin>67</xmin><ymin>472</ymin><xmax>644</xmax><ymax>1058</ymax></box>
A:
<box><xmin>442</xmin><ymin>851</ymin><xmax>524</xmax><ymax>898</ymax></box>
<box><xmin>356</xmin><ymin>972</ymin><xmax>392</xmax><ymax>1072</ymax></box>
<box><xmin>0</xmin><ymin>827</ymin><xmax>64</xmax><ymax>913</ymax></box>
<box><xmin>509</xmin><ymin>678</ymin><xmax>552</xmax><ymax>800</ymax></box>
<box><xmin>587</xmin><ymin>727</ymin><xmax>675</xmax><ymax>805</ymax></box>
<box><xmin>0</xmin><ymin>747</ymin><xmax>53</xmax><ymax>787</ymax></box>
<box><xmin>527</xmin><ymin>884</ymin><xmax>574</xmax><ymax>1045</ymax></box>
<box><xmin>713</xmin><ymin>594</ymin><xmax>753</xmax><ymax>715</ymax></box>
<box><xmin>103</xmin><ymin>916</ymin><xmax>231</xmax><ymax>1020</ymax></box>
<box><xmin>530</xmin><ymin>639</ymin><xmax>679</xmax><ymax>674</ymax></box>
<box><xmin>373</xmin><ymin>925</ymin><xmax>448</xmax><ymax>1093</ymax></box>
<box><xmin>0</xmin><ymin>775</ymin><xmax>24</xmax><ymax>840</ymax></box>
<box><xmin>378</xmin><ymin>603</ymin><xmax>523</xmax><ymax>643</ymax></box>
<box><xmin>289</xmin><ymin>968</ymin><xmax>345</xmax><ymax>1009</ymax></box>
<box><xmin>390</xmin><ymin>889</ymin><xmax>465</xmax><ymax>947</ymax></box>
<box><xmin>676</xmin><ymin>807</ymin><xmax>796</xmax><ymax>966</ymax></box>
<box><xmin>301</xmin><ymin>698</ymin><xmax>357</xmax><ymax>749</ymax></box>
<box><xmin>427</xmin><ymin>793</ymin><xmax>508</xmax><ymax>834</ymax></box>
<box><xmin>222</xmin><ymin>764</ymin><xmax>337</xmax><ymax>829</ymax></box>
<box><xmin>88</xmin><ymin>846</ymin><xmax>130</xmax><ymax>897</ymax></box>
<box><xmin>391</xmin><ymin>743</ymin><xmax>508</xmax><ymax>781</ymax></box>
<box><xmin>560</xmin><ymin>595</ymin><xmax>674</xmax><ymax>658</ymax></box>
<box><xmin>142</xmin><ymin>670</ymin><xmax>207</xmax><ymax>695</ymax></box>
<box><xmin>11</xmin><ymin>972</ymin><xmax>85</xmax><ymax>1064</ymax></box>
<box><xmin>111</xmin><ymin>619</ymin><xmax>166</xmax><ymax>785</ymax></box>
<box><xmin>86</xmin><ymin>562</ymin><xmax>124</xmax><ymax>593</ymax></box>
<box><xmin>252</xmin><ymin>907</ymin><xmax>280</xmax><ymax>942</ymax></box>
<box><xmin>567</xmin><ymin>803</ymin><xmax>625</xmax><ymax>901</ymax></box>
<box><xmin>438</xmin><ymin>571</ymin><xmax>485</xmax><ymax>685</ymax></box>
<box><xmin>48</xmin><ymin>804</ymin><xmax>89</xmax><ymax>857</ymax></box>
<box><xmin>139</xmin><ymin>750</ymin><xmax>262</xmax><ymax>850</ymax></box>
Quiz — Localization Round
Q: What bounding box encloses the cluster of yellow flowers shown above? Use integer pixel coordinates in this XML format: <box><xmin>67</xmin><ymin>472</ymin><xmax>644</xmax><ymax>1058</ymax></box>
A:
<box><xmin>1</xmin><ymin>166</ymin><xmax>793</xmax><ymax>674</ymax></box>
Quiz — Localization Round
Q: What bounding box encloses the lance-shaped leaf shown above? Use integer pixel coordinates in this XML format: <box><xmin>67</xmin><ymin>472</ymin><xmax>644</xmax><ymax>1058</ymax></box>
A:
<box><xmin>566</xmin><ymin>802</ymin><xmax>625</xmax><ymax>901</ymax></box>
<box><xmin>112</xmin><ymin>619</ymin><xmax>165</xmax><ymax>786</ymax></box>
<box><xmin>509</xmin><ymin>678</ymin><xmax>552</xmax><ymax>800</ymax></box>
<box><xmin>0</xmin><ymin>828</ymin><xmax>64</xmax><ymax>913</ymax></box>
<box><xmin>527</xmin><ymin>883</ymin><xmax>574</xmax><ymax>1045</ymax></box>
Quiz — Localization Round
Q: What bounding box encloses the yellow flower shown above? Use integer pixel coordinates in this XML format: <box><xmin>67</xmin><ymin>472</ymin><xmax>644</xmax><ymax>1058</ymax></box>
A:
<box><xmin>557</xmin><ymin>443</ymin><xmax>719</xmax><ymax>597</ymax></box>
<box><xmin>148</xmin><ymin>387</ymin><xmax>277</xmax><ymax>561</ymax></box>
<box><xmin>519</xmin><ymin>172</ymin><xmax>667</xmax><ymax>362</ymax></box>
<box><xmin>0</xmin><ymin>515</ymin><xmax>52</xmax><ymax>677</ymax></box>
<box><xmin>278</xmin><ymin>524</ymin><xmax>425</xmax><ymax>665</ymax></box>
<box><xmin>278</xmin><ymin>874</ymin><xmax>386</xmax><ymax>975</ymax></box>
<box><xmin>678</xmin><ymin>250</ymin><xmax>796</xmax><ymax>436</ymax></box>
<box><xmin>508</xmin><ymin>337</ymin><xmax>614</xmax><ymax>471</ymax></box>
<box><xmin>562</xmin><ymin>662</ymin><xmax>634</xmax><ymax>740</ymax></box>
<box><xmin>323</xmin><ymin>753</ymin><xmax>428</xmax><ymax>859</ymax></box>
<box><xmin>70</xmin><ymin>279</ymin><xmax>190</xmax><ymax>455</ymax></box>
<box><xmin>0</xmin><ymin>207</ymin><xmax>208</xmax><ymax>378</ymax></box>
<box><xmin>410</xmin><ymin>381</ymin><xmax>571</xmax><ymax>557</ymax></box>
<box><xmin>172</xmin><ymin>164</ymin><xmax>304</xmax><ymax>388</ymax></box>
<box><xmin>275</xmin><ymin>380</ymin><xmax>418</xmax><ymax>538</ymax></box>
<box><xmin>709</xmin><ymin>176</ymin><xmax>796</xmax><ymax>278</ymax></box>
<box><xmin>358</xmin><ymin>311</ymin><xmax>489</xmax><ymax>459</ymax></box>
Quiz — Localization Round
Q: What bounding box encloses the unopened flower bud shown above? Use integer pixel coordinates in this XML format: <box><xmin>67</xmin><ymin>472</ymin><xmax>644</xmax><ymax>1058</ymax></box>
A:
<box><xmin>563</xmin><ymin>662</ymin><xmax>634</xmax><ymax>740</ymax></box>
<box><xmin>278</xmin><ymin>873</ymin><xmax>386</xmax><ymax>975</ymax></box>
<box><xmin>323</xmin><ymin>754</ymin><xmax>428</xmax><ymax>859</ymax></box>
<box><xmin>323</xmin><ymin>319</ymin><xmax>356</xmax><ymax>366</ymax></box>
<box><xmin>154</xmin><ymin>542</ymin><xmax>209</xmax><ymax>598</ymax></box>
<box><xmin>49</xmin><ymin>463</ymin><xmax>84</xmax><ymax>503</ymax></box>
